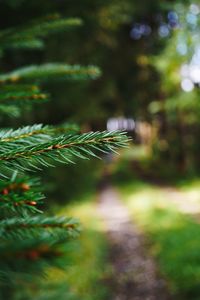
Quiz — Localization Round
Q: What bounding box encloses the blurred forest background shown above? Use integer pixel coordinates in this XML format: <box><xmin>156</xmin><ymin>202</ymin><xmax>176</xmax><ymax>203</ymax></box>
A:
<box><xmin>1</xmin><ymin>0</ymin><xmax>200</xmax><ymax>299</ymax></box>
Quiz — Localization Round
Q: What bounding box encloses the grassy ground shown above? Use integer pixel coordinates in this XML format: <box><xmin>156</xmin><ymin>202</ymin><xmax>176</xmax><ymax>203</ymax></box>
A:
<box><xmin>32</xmin><ymin>193</ymin><xmax>111</xmax><ymax>300</ymax></box>
<box><xmin>116</xmin><ymin>169</ymin><xmax>200</xmax><ymax>299</ymax></box>
<box><xmin>59</xmin><ymin>195</ymin><xmax>112</xmax><ymax>300</ymax></box>
<box><xmin>110</xmin><ymin>145</ymin><xmax>200</xmax><ymax>299</ymax></box>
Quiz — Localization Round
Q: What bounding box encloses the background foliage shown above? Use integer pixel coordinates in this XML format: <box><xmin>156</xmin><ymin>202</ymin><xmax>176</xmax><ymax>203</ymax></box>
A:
<box><xmin>1</xmin><ymin>0</ymin><xmax>200</xmax><ymax>299</ymax></box>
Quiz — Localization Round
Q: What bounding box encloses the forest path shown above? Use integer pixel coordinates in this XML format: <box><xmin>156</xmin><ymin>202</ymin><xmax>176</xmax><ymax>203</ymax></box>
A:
<box><xmin>97</xmin><ymin>185</ymin><xmax>171</xmax><ymax>300</ymax></box>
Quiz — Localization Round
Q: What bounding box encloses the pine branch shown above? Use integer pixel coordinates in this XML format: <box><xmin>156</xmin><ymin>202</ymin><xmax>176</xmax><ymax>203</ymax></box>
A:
<box><xmin>0</xmin><ymin>124</ymin><xmax>51</xmax><ymax>144</ymax></box>
<box><xmin>0</xmin><ymin>131</ymin><xmax>129</xmax><ymax>174</ymax></box>
<box><xmin>1</xmin><ymin>84</ymin><xmax>40</xmax><ymax>92</ymax></box>
<box><xmin>0</xmin><ymin>6</ymin><xmax>131</xmax><ymax>291</ymax></box>
<box><xmin>0</xmin><ymin>218</ymin><xmax>80</xmax><ymax>261</ymax></box>
<box><xmin>0</xmin><ymin>216</ymin><xmax>80</xmax><ymax>235</ymax></box>
<box><xmin>0</xmin><ymin>176</ymin><xmax>44</xmax><ymax>214</ymax></box>
<box><xmin>0</xmin><ymin>64</ymin><xmax>101</xmax><ymax>83</ymax></box>
<box><xmin>0</xmin><ymin>15</ymin><xmax>82</xmax><ymax>50</ymax></box>
<box><xmin>0</xmin><ymin>192</ymin><xmax>43</xmax><ymax>214</ymax></box>
<box><xmin>0</xmin><ymin>123</ymin><xmax>79</xmax><ymax>144</ymax></box>
<box><xmin>0</xmin><ymin>85</ymin><xmax>48</xmax><ymax>117</ymax></box>
<box><xmin>0</xmin><ymin>87</ymin><xmax>48</xmax><ymax>103</ymax></box>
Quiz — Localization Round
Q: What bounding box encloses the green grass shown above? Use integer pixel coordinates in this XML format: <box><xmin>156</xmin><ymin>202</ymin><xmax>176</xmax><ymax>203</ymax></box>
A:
<box><xmin>58</xmin><ymin>196</ymin><xmax>111</xmax><ymax>300</ymax></box>
<box><xmin>118</xmin><ymin>180</ymin><xmax>200</xmax><ymax>300</ymax></box>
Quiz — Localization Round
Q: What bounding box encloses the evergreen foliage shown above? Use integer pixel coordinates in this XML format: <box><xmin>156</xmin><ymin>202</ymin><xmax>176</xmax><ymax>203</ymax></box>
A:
<box><xmin>0</xmin><ymin>14</ymin><xmax>82</xmax><ymax>51</ymax></box>
<box><xmin>0</xmin><ymin>11</ymin><xmax>129</xmax><ymax>299</ymax></box>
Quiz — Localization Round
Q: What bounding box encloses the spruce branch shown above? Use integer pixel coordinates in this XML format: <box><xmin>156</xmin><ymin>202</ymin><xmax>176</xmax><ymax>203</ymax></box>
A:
<box><xmin>0</xmin><ymin>15</ymin><xmax>82</xmax><ymax>50</ymax></box>
<box><xmin>0</xmin><ymin>64</ymin><xmax>101</xmax><ymax>83</ymax></box>
<box><xmin>0</xmin><ymin>193</ymin><xmax>43</xmax><ymax>214</ymax></box>
<box><xmin>0</xmin><ymin>176</ymin><xmax>44</xmax><ymax>214</ymax></box>
<box><xmin>0</xmin><ymin>85</ymin><xmax>48</xmax><ymax>117</ymax></box>
<box><xmin>0</xmin><ymin>216</ymin><xmax>80</xmax><ymax>235</ymax></box>
<box><xmin>0</xmin><ymin>123</ymin><xmax>79</xmax><ymax>144</ymax></box>
<box><xmin>0</xmin><ymin>218</ymin><xmax>80</xmax><ymax>261</ymax></box>
<box><xmin>1</xmin><ymin>84</ymin><xmax>40</xmax><ymax>92</ymax></box>
<box><xmin>0</xmin><ymin>5</ymin><xmax>131</xmax><ymax>289</ymax></box>
<box><xmin>0</xmin><ymin>124</ymin><xmax>51</xmax><ymax>144</ymax></box>
<box><xmin>0</xmin><ymin>88</ymin><xmax>48</xmax><ymax>103</ymax></box>
<box><xmin>0</xmin><ymin>131</ymin><xmax>129</xmax><ymax>174</ymax></box>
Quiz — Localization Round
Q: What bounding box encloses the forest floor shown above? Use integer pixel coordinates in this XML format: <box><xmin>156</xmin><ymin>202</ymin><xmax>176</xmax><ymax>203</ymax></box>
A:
<box><xmin>95</xmin><ymin>145</ymin><xmax>200</xmax><ymax>299</ymax></box>
<box><xmin>97</xmin><ymin>183</ymin><xmax>172</xmax><ymax>300</ymax></box>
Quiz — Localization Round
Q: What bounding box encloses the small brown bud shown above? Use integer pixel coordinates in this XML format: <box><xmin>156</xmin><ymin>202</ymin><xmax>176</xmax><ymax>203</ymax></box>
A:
<box><xmin>20</xmin><ymin>183</ymin><xmax>30</xmax><ymax>191</ymax></box>
<box><xmin>25</xmin><ymin>201</ymin><xmax>37</xmax><ymax>206</ymax></box>
<box><xmin>2</xmin><ymin>188</ymin><xmax>9</xmax><ymax>195</ymax></box>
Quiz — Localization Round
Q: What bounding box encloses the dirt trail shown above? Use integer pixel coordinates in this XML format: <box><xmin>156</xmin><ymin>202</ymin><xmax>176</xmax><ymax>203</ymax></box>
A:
<box><xmin>97</xmin><ymin>185</ymin><xmax>171</xmax><ymax>300</ymax></box>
